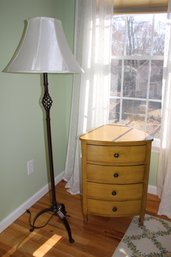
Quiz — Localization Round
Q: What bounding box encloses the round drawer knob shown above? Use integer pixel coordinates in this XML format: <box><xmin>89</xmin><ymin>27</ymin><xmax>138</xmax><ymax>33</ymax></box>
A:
<box><xmin>113</xmin><ymin>173</ymin><xmax>119</xmax><ymax>178</ymax></box>
<box><xmin>112</xmin><ymin>207</ymin><xmax>117</xmax><ymax>212</ymax></box>
<box><xmin>114</xmin><ymin>153</ymin><xmax>120</xmax><ymax>158</ymax></box>
<box><xmin>112</xmin><ymin>190</ymin><xmax>117</xmax><ymax>196</ymax></box>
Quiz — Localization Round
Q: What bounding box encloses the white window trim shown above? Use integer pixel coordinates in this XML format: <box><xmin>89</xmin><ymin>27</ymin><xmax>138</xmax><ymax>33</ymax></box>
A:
<box><xmin>110</xmin><ymin>14</ymin><xmax>165</xmax><ymax>148</ymax></box>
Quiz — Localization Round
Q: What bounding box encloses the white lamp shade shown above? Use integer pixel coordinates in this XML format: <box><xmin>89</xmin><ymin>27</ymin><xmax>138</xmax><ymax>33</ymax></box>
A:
<box><xmin>5</xmin><ymin>17</ymin><xmax>82</xmax><ymax>73</ymax></box>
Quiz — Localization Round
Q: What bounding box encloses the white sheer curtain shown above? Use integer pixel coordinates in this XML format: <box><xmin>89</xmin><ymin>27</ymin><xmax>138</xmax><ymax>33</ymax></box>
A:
<box><xmin>63</xmin><ymin>0</ymin><xmax>114</xmax><ymax>194</ymax></box>
<box><xmin>157</xmin><ymin>0</ymin><xmax>171</xmax><ymax>219</ymax></box>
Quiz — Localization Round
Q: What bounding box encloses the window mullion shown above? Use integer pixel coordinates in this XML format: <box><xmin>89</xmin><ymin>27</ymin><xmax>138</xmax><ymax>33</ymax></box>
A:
<box><xmin>120</xmin><ymin>59</ymin><xmax>124</xmax><ymax>121</ymax></box>
<box><xmin>119</xmin><ymin>16</ymin><xmax>127</xmax><ymax>122</ymax></box>
<box><xmin>145</xmin><ymin>15</ymin><xmax>155</xmax><ymax>131</ymax></box>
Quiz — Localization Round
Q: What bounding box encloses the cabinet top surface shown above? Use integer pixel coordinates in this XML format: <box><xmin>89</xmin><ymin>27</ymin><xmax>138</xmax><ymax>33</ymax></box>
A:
<box><xmin>79</xmin><ymin>124</ymin><xmax>153</xmax><ymax>143</ymax></box>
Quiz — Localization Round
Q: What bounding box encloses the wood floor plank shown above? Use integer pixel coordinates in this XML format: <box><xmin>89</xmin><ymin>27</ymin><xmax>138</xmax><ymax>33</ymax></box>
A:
<box><xmin>0</xmin><ymin>180</ymin><xmax>170</xmax><ymax>257</ymax></box>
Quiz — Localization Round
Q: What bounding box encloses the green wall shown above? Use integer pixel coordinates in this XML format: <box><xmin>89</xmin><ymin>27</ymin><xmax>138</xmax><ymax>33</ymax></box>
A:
<box><xmin>149</xmin><ymin>151</ymin><xmax>159</xmax><ymax>187</ymax></box>
<box><xmin>0</xmin><ymin>0</ymin><xmax>75</xmax><ymax>221</ymax></box>
<box><xmin>0</xmin><ymin>0</ymin><xmax>159</xmax><ymax>224</ymax></box>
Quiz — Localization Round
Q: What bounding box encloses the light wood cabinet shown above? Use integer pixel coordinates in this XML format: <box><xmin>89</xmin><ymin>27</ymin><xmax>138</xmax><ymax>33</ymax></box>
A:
<box><xmin>80</xmin><ymin>124</ymin><xmax>153</xmax><ymax>224</ymax></box>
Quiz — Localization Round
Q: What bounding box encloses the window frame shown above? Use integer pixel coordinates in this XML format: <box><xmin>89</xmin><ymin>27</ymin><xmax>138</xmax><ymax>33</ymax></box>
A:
<box><xmin>114</xmin><ymin>0</ymin><xmax>167</xmax><ymax>14</ymax></box>
<box><xmin>110</xmin><ymin>13</ymin><xmax>166</xmax><ymax>150</ymax></box>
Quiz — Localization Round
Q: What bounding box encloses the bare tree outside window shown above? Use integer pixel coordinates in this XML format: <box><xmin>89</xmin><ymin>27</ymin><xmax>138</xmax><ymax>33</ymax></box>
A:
<box><xmin>109</xmin><ymin>13</ymin><xmax>166</xmax><ymax>139</ymax></box>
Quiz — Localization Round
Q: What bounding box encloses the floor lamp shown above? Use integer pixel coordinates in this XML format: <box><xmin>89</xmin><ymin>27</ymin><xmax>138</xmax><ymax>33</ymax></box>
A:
<box><xmin>4</xmin><ymin>17</ymin><xmax>82</xmax><ymax>243</ymax></box>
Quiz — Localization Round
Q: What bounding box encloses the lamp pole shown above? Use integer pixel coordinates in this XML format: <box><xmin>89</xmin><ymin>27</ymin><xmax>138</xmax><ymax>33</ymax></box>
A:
<box><xmin>42</xmin><ymin>73</ymin><xmax>56</xmax><ymax>206</ymax></box>
<box><xmin>27</xmin><ymin>73</ymin><xmax>74</xmax><ymax>243</ymax></box>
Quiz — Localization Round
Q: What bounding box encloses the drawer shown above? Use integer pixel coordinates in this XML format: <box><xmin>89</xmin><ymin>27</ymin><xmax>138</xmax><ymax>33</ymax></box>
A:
<box><xmin>87</xmin><ymin>145</ymin><xmax>146</xmax><ymax>164</ymax></box>
<box><xmin>87</xmin><ymin>199</ymin><xmax>141</xmax><ymax>217</ymax></box>
<box><xmin>87</xmin><ymin>182</ymin><xmax>143</xmax><ymax>200</ymax></box>
<box><xmin>87</xmin><ymin>164</ymin><xmax>144</xmax><ymax>184</ymax></box>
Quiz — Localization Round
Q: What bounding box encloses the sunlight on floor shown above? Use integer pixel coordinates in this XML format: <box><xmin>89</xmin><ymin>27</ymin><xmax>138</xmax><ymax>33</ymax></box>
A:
<box><xmin>33</xmin><ymin>234</ymin><xmax>62</xmax><ymax>257</ymax></box>
<box><xmin>120</xmin><ymin>248</ymin><xmax>128</xmax><ymax>256</ymax></box>
<box><xmin>2</xmin><ymin>231</ymin><xmax>36</xmax><ymax>257</ymax></box>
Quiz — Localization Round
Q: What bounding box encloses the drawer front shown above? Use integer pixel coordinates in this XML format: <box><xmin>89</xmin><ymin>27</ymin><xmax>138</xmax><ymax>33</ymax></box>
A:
<box><xmin>87</xmin><ymin>199</ymin><xmax>141</xmax><ymax>217</ymax></box>
<box><xmin>87</xmin><ymin>145</ymin><xmax>146</xmax><ymax>164</ymax></box>
<box><xmin>87</xmin><ymin>164</ymin><xmax>144</xmax><ymax>184</ymax></box>
<box><xmin>87</xmin><ymin>182</ymin><xmax>143</xmax><ymax>200</ymax></box>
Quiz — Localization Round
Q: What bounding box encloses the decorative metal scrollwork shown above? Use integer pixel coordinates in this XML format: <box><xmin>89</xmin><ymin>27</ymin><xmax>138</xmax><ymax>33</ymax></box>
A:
<box><xmin>42</xmin><ymin>92</ymin><xmax>53</xmax><ymax>111</ymax></box>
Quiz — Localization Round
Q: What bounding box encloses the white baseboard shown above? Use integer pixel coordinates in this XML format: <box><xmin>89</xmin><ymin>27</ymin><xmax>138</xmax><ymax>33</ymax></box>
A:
<box><xmin>0</xmin><ymin>171</ymin><xmax>64</xmax><ymax>233</ymax></box>
<box><xmin>148</xmin><ymin>185</ymin><xmax>157</xmax><ymax>195</ymax></box>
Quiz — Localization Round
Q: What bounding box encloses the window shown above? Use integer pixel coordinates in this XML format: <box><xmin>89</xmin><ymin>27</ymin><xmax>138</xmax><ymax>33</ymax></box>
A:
<box><xmin>109</xmin><ymin>13</ymin><xmax>166</xmax><ymax>143</ymax></box>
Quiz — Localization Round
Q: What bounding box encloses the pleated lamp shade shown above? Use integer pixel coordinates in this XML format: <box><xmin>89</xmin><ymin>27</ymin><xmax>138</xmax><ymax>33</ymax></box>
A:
<box><xmin>5</xmin><ymin>17</ymin><xmax>82</xmax><ymax>74</ymax></box>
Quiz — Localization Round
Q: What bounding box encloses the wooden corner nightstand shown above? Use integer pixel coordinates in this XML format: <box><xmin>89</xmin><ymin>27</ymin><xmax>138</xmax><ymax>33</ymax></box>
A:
<box><xmin>80</xmin><ymin>124</ymin><xmax>153</xmax><ymax>224</ymax></box>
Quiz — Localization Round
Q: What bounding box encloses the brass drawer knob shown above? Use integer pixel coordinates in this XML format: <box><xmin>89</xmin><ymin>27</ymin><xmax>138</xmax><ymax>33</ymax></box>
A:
<box><xmin>112</xmin><ymin>207</ymin><xmax>117</xmax><ymax>212</ymax></box>
<box><xmin>112</xmin><ymin>190</ymin><xmax>117</xmax><ymax>196</ymax></box>
<box><xmin>114</xmin><ymin>153</ymin><xmax>120</xmax><ymax>158</ymax></box>
<box><xmin>113</xmin><ymin>173</ymin><xmax>119</xmax><ymax>178</ymax></box>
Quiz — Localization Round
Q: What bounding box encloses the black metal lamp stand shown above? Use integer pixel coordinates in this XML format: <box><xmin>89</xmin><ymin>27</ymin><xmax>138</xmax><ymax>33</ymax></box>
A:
<box><xmin>27</xmin><ymin>73</ymin><xmax>74</xmax><ymax>243</ymax></box>
<box><xmin>5</xmin><ymin>17</ymin><xmax>82</xmax><ymax>244</ymax></box>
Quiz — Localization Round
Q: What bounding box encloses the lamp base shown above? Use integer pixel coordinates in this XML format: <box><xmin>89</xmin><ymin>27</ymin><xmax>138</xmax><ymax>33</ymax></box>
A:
<box><xmin>27</xmin><ymin>202</ymin><xmax>74</xmax><ymax>243</ymax></box>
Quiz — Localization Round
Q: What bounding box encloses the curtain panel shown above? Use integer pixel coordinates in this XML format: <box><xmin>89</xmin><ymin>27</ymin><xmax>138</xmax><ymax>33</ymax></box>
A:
<box><xmin>63</xmin><ymin>0</ymin><xmax>114</xmax><ymax>194</ymax></box>
<box><xmin>157</xmin><ymin>0</ymin><xmax>171</xmax><ymax>219</ymax></box>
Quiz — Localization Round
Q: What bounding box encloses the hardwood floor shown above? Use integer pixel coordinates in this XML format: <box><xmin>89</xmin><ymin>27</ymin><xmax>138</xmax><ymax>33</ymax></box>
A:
<box><xmin>0</xmin><ymin>181</ymin><xmax>170</xmax><ymax>257</ymax></box>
